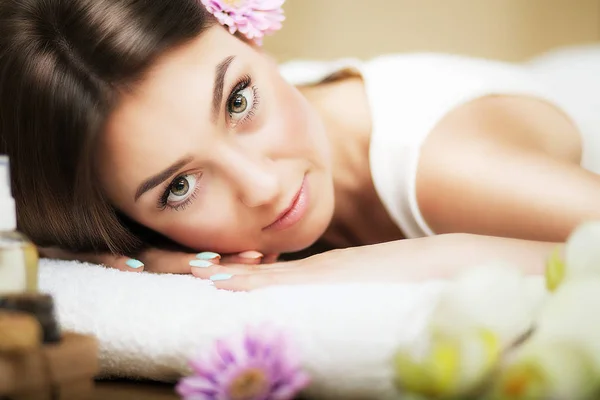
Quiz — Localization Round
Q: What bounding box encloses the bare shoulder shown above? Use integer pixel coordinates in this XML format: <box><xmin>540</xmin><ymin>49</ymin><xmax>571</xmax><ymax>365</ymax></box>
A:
<box><xmin>426</xmin><ymin>94</ymin><xmax>583</xmax><ymax>164</ymax></box>
<box><xmin>415</xmin><ymin>93</ymin><xmax>588</xmax><ymax>238</ymax></box>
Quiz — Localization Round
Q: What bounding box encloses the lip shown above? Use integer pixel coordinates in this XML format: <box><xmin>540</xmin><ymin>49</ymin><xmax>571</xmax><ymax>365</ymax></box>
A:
<box><xmin>263</xmin><ymin>175</ymin><xmax>309</xmax><ymax>231</ymax></box>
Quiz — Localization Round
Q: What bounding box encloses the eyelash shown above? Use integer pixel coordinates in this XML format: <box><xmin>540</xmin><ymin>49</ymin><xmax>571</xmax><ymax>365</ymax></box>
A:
<box><xmin>157</xmin><ymin>173</ymin><xmax>201</xmax><ymax>211</ymax></box>
<box><xmin>226</xmin><ymin>74</ymin><xmax>260</xmax><ymax>126</ymax></box>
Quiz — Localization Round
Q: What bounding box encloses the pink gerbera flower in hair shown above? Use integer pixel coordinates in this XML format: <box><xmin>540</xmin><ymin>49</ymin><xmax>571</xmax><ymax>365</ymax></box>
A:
<box><xmin>201</xmin><ymin>0</ymin><xmax>285</xmax><ymax>45</ymax></box>
<box><xmin>176</xmin><ymin>324</ymin><xmax>310</xmax><ymax>400</ymax></box>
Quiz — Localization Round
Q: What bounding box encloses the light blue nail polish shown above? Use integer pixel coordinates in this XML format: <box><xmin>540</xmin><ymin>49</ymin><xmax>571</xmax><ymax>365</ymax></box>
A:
<box><xmin>210</xmin><ymin>273</ymin><xmax>233</xmax><ymax>281</ymax></box>
<box><xmin>190</xmin><ymin>260</ymin><xmax>214</xmax><ymax>268</ymax></box>
<box><xmin>126</xmin><ymin>259</ymin><xmax>144</xmax><ymax>269</ymax></box>
<box><xmin>196</xmin><ymin>252</ymin><xmax>220</xmax><ymax>260</ymax></box>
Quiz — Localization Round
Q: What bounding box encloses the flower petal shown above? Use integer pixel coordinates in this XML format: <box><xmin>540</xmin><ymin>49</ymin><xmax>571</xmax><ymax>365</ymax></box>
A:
<box><xmin>429</xmin><ymin>263</ymin><xmax>542</xmax><ymax>347</ymax></box>
<box><xmin>565</xmin><ymin>221</ymin><xmax>600</xmax><ymax>281</ymax></box>
<box><xmin>216</xmin><ymin>338</ymin><xmax>236</xmax><ymax>364</ymax></box>
<box><xmin>182</xmin><ymin>324</ymin><xmax>308</xmax><ymax>400</ymax></box>
<box><xmin>270</xmin><ymin>371</ymin><xmax>310</xmax><ymax>400</ymax></box>
<box><xmin>189</xmin><ymin>358</ymin><xmax>220</xmax><ymax>384</ymax></box>
<box><xmin>199</xmin><ymin>0</ymin><xmax>284</xmax><ymax>44</ymax></box>
<box><xmin>176</xmin><ymin>376</ymin><xmax>219</xmax><ymax>398</ymax></box>
<box><xmin>244</xmin><ymin>333</ymin><xmax>260</xmax><ymax>357</ymax></box>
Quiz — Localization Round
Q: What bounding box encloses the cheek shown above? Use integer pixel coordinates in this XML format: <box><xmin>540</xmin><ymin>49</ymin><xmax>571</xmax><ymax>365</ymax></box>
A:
<box><xmin>154</xmin><ymin>201</ymin><xmax>256</xmax><ymax>253</ymax></box>
<box><xmin>169</xmin><ymin>225</ymin><xmax>241</xmax><ymax>253</ymax></box>
<box><xmin>273</xmin><ymin>81</ymin><xmax>330</xmax><ymax>167</ymax></box>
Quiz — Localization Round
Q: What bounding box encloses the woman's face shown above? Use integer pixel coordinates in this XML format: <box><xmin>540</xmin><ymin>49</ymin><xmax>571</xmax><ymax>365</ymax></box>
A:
<box><xmin>98</xmin><ymin>26</ymin><xmax>334</xmax><ymax>255</ymax></box>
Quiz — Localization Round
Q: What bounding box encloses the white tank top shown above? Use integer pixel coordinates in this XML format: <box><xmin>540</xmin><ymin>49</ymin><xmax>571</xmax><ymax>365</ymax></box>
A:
<box><xmin>279</xmin><ymin>49</ymin><xmax>599</xmax><ymax>238</ymax></box>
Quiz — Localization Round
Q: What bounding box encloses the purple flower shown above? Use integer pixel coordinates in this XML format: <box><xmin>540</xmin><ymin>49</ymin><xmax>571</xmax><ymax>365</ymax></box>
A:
<box><xmin>176</xmin><ymin>325</ymin><xmax>310</xmax><ymax>400</ymax></box>
<box><xmin>200</xmin><ymin>0</ymin><xmax>285</xmax><ymax>45</ymax></box>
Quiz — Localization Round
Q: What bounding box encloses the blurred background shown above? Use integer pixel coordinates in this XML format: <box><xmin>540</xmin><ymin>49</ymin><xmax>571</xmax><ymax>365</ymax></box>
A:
<box><xmin>264</xmin><ymin>0</ymin><xmax>600</xmax><ymax>62</ymax></box>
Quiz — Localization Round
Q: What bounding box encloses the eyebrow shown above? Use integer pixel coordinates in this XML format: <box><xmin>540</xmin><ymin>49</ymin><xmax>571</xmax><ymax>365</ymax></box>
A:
<box><xmin>134</xmin><ymin>156</ymin><xmax>194</xmax><ymax>201</ymax></box>
<box><xmin>211</xmin><ymin>55</ymin><xmax>235</xmax><ymax>122</ymax></box>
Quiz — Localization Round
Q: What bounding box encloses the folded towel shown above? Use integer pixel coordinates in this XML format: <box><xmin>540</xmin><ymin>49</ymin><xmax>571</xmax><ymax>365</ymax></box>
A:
<box><xmin>38</xmin><ymin>259</ymin><xmax>450</xmax><ymax>399</ymax></box>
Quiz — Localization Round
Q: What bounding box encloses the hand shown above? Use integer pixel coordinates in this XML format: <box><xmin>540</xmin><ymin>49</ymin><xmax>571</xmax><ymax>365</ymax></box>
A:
<box><xmin>190</xmin><ymin>234</ymin><xmax>558</xmax><ymax>291</ymax></box>
<box><xmin>190</xmin><ymin>241</ymin><xmax>423</xmax><ymax>291</ymax></box>
<box><xmin>38</xmin><ymin>247</ymin><xmax>279</xmax><ymax>274</ymax></box>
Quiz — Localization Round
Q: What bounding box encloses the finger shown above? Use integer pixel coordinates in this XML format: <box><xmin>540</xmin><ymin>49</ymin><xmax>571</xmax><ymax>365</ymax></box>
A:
<box><xmin>204</xmin><ymin>259</ymin><xmax>301</xmax><ymax>290</ymax></box>
<box><xmin>209</xmin><ymin>270</ymin><xmax>298</xmax><ymax>291</ymax></box>
<box><xmin>194</xmin><ymin>258</ymin><xmax>295</xmax><ymax>280</ymax></box>
<box><xmin>40</xmin><ymin>247</ymin><xmax>145</xmax><ymax>273</ymax></box>
<box><xmin>127</xmin><ymin>249</ymin><xmax>262</xmax><ymax>275</ymax></box>
<box><xmin>84</xmin><ymin>254</ymin><xmax>145</xmax><ymax>272</ymax></box>
<box><xmin>190</xmin><ymin>261</ymin><xmax>267</xmax><ymax>280</ymax></box>
<box><xmin>107</xmin><ymin>256</ymin><xmax>146</xmax><ymax>272</ymax></box>
<box><xmin>138</xmin><ymin>249</ymin><xmax>222</xmax><ymax>274</ymax></box>
<box><xmin>220</xmin><ymin>251</ymin><xmax>263</xmax><ymax>265</ymax></box>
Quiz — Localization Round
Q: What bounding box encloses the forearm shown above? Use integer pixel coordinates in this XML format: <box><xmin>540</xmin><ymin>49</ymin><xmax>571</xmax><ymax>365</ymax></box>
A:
<box><xmin>189</xmin><ymin>233</ymin><xmax>558</xmax><ymax>290</ymax></box>
<box><xmin>380</xmin><ymin>234</ymin><xmax>558</xmax><ymax>281</ymax></box>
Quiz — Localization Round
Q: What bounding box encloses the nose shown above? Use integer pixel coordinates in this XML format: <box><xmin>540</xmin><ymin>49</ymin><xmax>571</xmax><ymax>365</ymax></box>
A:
<box><xmin>217</xmin><ymin>146</ymin><xmax>280</xmax><ymax>208</ymax></box>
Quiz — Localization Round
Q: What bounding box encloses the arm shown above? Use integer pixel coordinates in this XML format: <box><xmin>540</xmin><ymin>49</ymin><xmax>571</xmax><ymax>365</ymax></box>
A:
<box><xmin>197</xmin><ymin>233</ymin><xmax>558</xmax><ymax>291</ymax></box>
<box><xmin>416</xmin><ymin>95</ymin><xmax>598</xmax><ymax>242</ymax></box>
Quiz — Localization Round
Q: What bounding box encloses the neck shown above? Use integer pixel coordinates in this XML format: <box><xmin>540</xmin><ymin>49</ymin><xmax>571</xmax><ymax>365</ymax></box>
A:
<box><xmin>300</xmin><ymin>77</ymin><xmax>404</xmax><ymax>250</ymax></box>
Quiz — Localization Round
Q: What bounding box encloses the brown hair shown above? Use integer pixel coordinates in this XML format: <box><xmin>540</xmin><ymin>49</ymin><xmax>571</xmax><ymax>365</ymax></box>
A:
<box><xmin>0</xmin><ymin>0</ymin><xmax>214</xmax><ymax>254</ymax></box>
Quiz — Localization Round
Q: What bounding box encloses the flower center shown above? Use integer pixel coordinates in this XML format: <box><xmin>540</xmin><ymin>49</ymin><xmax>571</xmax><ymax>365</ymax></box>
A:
<box><xmin>501</xmin><ymin>364</ymin><xmax>544</xmax><ymax>398</ymax></box>
<box><xmin>228</xmin><ymin>368</ymin><xmax>269</xmax><ymax>400</ymax></box>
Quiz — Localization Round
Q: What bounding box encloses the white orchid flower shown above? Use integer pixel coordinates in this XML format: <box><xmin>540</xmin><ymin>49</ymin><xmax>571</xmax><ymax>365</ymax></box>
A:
<box><xmin>546</xmin><ymin>221</ymin><xmax>600</xmax><ymax>291</ymax></box>
<box><xmin>394</xmin><ymin>263</ymin><xmax>546</xmax><ymax>398</ymax></box>
<box><xmin>396</xmin><ymin>222</ymin><xmax>600</xmax><ymax>399</ymax></box>
<box><xmin>489</xmin><ymin>238</ymin><xmax>600</xmax><ymax>400</ymax></box>
<box><xmin>430</xmin><ymin>263</ymin><xmax>546</xmax><ymax>347</ymax></box>
<box><xmin>536</xmin><ymin>278</ymin><xmax>600</xmax><ymax>369</ymax></box>
<box><xmin>489</xmin><ymin>278</ymin><xmax>600</xmax><ymax>399</ymax></box>
<box><xmin>395</xmin><ymin>327</ymin><xmax>501</xmax><ymax>398</ymax></box>
<box><xmin>490</xmin><ymin>337</ymin><xmax>597</xmax><ymax>400</ymax></box>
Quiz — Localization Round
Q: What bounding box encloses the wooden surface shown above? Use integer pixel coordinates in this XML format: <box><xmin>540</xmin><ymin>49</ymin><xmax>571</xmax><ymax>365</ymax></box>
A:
<box><xmin>0</xmin><ymin>332</ymin><xmax>98</xmax><ymax>399</ymax></box>
<box><xmin>94</xmin><ymin>380</ymin><xmax>179</xmax><ymax>400</ymax></box>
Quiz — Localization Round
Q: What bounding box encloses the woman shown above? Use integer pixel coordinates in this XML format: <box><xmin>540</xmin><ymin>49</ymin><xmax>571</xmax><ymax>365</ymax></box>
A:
<box><xmin>0</xmin><ymin>0</ymin><xmax>598</xmax><ymax>291</ymax></box>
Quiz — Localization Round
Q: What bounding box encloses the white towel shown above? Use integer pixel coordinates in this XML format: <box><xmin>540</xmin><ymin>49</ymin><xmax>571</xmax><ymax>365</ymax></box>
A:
<box><xmin>38</xmin><ymin>259</ymin><xmax>453</xmax><ymax>399</ymax></box>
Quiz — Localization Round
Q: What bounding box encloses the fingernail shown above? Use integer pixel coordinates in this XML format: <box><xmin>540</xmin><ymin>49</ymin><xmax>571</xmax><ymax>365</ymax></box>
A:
<box><xmin>126</xmin><ymin>259</ymin><xmax>144</xmax><ymax>269</ymax></box>
<box><xmin>190</xmin><ymin>260</ymin><xmax>214</xmax><ymax>268</ymax></box>
<box><xmin>196</xmin><ymin>252</ymin><xmax>221</xmax><ymax>261</ymax></box>
<box><xmin>210</xmin><ymin>273</ymin><xmax>233</xmax><ymax>281</ymax></box>
<box><xmin>238</xmin><ymin>251</ymin><xmax>263</xmax><ymax>259</ymax></box>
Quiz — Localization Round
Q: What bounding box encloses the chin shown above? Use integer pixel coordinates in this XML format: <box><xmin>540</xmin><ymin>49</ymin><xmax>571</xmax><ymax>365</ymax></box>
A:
<box><xmin>274</xmin><ymin>194</ymin><xmax>334</xmax><ymax>254</ymax></box>
<box><xmin>280</xmin><ymin>231</ymin><xmax>323</xmax><ymax>254</ymax></box>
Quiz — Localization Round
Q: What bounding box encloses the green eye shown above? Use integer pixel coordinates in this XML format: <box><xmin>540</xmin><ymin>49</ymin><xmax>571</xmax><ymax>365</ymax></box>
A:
<box><xmin>170</xmin><ymin>176</ymin><xmax>190</xmax><ymax>197</ymax></box>
<box><xmin>229</xmin><ymin>93</ymin><xmax>248</xmax><ymax>114</ymax></box>
<box><xmin>158</xmin><ymin>174</ymin><xmax>199</xmax><ymax>210</ymax></box>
